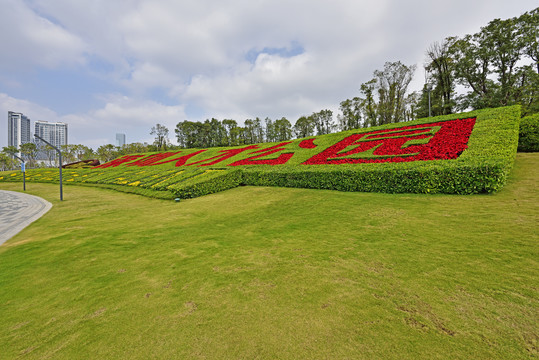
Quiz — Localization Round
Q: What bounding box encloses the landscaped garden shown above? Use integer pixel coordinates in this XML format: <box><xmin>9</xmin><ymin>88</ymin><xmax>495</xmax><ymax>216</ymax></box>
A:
<box><xmin>0</xmin><ymin>106</ymin><xmax>537</xmax><ymax>359</ymax></box>
<box><xmin>0</xmin><ymin>106</ymin><xmax>522</xmax><ymax>198</ymax></box>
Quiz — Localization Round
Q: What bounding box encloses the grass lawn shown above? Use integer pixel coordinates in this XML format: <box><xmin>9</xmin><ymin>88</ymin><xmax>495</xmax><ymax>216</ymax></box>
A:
<box><xmin>0</xmin><ymin>153</ymin><xmax>537</xmax><ymax>359</ymax></box>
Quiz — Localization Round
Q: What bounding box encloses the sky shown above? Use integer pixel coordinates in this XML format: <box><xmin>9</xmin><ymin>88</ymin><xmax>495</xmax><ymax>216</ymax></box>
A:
<box><xmin>1</xmin><ymin>0</ymin><xmax>537</xmax><ymax>149</ymax></box>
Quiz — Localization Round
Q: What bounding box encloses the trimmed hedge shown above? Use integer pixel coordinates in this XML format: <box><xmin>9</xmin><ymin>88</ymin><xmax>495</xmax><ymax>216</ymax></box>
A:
<box><xmin>518</xmin><ymin>114</ymin><xmax>539</xmax><ymax>152</ymax></box>
<box><xmin>0</xmin><ymin>106</ymin><xmax>521</xmax><ymax>198</ymax></box>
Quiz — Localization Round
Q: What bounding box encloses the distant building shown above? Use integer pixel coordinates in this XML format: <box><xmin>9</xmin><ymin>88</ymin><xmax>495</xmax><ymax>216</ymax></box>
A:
<box><xmin>34</xmin><ymin>121</ymin><xmax>68</xmax><ymax>160</ymax></box>
<box><xmin>7</xmin><ymin>111</ymin><xmax>31</xmax><ymax>154</ymax></box>
<box><xmin>115</xmin><ymin>133</ymin><xmax>126</xmax><ymax>147</ymax></box>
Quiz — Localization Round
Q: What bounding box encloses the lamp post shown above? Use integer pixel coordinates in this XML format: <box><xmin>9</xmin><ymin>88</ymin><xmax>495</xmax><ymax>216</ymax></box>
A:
<box><xmin>7</xmin><ymin>152</ymin><xmax>26</xmax><ymax>191</ymax></box>
<box><xmin>34</xmin><ymin>134</ymin><xmax>63</xmax><ymax>201</ymax></box>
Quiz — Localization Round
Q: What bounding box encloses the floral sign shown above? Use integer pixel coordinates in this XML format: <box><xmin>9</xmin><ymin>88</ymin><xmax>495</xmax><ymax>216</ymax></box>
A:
<box><xmin>95</xmin><ymin>117</ymin><xmax>476</xmax><ymax>169</ymax></box>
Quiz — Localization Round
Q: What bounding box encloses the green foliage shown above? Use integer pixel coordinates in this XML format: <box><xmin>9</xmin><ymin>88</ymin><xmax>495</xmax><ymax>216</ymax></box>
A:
<box><xmin>518</xmin><ymin>114</ymin><xmax>539</xmax><ymax>152</ymax></box>
<box><xmin>0</xmin><ymin>107</ymin><xmax>521</xmax><ymax>199</ymax></box>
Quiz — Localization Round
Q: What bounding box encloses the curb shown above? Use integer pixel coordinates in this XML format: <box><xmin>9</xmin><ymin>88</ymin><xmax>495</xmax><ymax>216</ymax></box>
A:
<box><xmin>0</xmin><ymin>190</ymin><xmax>53</xmax><ymax>246</ymax></box>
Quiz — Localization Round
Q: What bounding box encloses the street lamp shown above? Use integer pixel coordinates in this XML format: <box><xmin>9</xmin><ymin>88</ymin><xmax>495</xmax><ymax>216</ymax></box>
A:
<box><xmin>34</xmin><ymin>134</ymin><xmax>63</xmax><ymax>201</ymax></box>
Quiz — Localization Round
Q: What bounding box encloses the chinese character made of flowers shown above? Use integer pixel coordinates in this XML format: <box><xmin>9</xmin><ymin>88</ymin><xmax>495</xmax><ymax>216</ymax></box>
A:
<box><xmin>95</xmin><ymin>118</ymin><xmax>476</xmax><ymax>169</ymax></box>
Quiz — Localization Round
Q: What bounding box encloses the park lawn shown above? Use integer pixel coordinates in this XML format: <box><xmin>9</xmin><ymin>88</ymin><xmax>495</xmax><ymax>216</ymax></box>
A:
<box><xmin>0</xmin><ymin>153</ymin><xmax>537</xmax><ymax>359</ymax></box>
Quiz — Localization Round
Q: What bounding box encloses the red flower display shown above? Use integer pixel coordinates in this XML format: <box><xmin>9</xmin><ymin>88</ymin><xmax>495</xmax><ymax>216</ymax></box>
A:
<box><xmin>303</xmin><ymin>118</ymin><xmax>476</xmax><ymax>165</ymax></box>
<box><xmin>126</xmin><ymin>152</ymin><xmax>182</xmax><ymax>166</ymax></box>
<box><xmin>94</xmin><ymin>155</ymin><xmax>145</xmax><ymax>168</ymax></box>
<box><xmin>93</xmin><ymin>118</ymin><xmax>476</xmax><ymax>169</ymax></box>
<box><xmin>298</xmin><ymin>139</ymin><xmax>318</xmax><ymax>149</ymax></box>
<box><xmin>228</xmin><ymin>142</ymin><xmax>294</xmax><ymax>166</ymax></box>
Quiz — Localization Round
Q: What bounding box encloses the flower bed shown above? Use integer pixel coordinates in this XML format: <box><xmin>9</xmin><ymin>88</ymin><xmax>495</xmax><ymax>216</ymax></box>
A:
<box><xmin>1</xmin><ymin>106</ymin><xmax>521</xmax><ymax>198</ymax></box>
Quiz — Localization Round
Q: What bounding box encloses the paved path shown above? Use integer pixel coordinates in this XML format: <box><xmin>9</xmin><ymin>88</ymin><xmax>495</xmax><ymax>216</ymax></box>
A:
<box><xmin>0</xmin><ymin>190</ymin><xmax>52</xmax><ymax>246</ymax></box>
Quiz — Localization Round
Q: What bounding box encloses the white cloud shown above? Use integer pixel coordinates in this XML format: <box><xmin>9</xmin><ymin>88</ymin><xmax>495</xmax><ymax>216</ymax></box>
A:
<box><xmin>1</xmin><ymin>0</ymin><xmax>538</xmax><ymax>148</ymax></box>
<box><xmin>0</xmin><ymin>0</ymin><xmax>86</xmax><ymax>70</ymax></box>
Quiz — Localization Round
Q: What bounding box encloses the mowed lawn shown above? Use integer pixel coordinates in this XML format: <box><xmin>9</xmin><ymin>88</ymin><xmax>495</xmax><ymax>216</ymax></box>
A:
<box><xmin>0</xmin><ymin>154</ymin><xmax>537</xmax><ymax>359</ymax></box>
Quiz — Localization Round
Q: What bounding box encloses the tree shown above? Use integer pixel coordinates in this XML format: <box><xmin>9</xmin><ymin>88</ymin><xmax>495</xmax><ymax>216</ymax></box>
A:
<box><xmin>520</xmin><ymin>8</ymin><xmax>539</xmax><ymax>74</ymax></box>
<box><xmin>446</xmin><ymin>9</ymin><xmax>538</xmax><ymax>112</ymax></box>
<box><xmin>357</xmin><ymin>61</ymin><xmax>416</xmax><ymax>126</ymax></box>
<box><xmin>19</xmin><ymin>142</ymin><xmax>38</xmax><ymax>167</ymax></box>
<box><xmin>338</xmin><ymin>97</ymin><xmax>363</xmax><ymax>131</ymax></box>
<box><xmin>310</xmin><ymin>109</ymin><xmax>335</xmax><ymax>135</ymax></box>
<box><xmin>375</xmin><ymin>61</ymin><xmax>416</xmax><ymax>125</ymax></box>
<box><xmin>97</xmin><ymin>144</ymin><xmax>118</xmax><ymax>162</ymax></box>
<box><xmin>423</xmin><ymin>40</ymin><xmax>455</xmax><ymax>116</ymax></box>
<box><xmin>222</xmin><ymin>119</ymin><xmax>238</xmax><ymax>146</ymax></box>
<box><xmin>274</xmin><ymin>117</ymin><xmax>293</xmax><ymax>141</ymax></box>
<box><xmin>265</xmin><ymin>117</ymin><xmax>277</xmax><ymax>143</ymax></box>
<box><xmin>0</xmin><ymin>152</ymin><xmax>15</xmax><ymax>171</ymax></box>
<box><xmin>0</xmin><ymin>147</ymin><xmax>18</xmax><ymax>170</ymax></box>
<box><xmin>118</xmin><ymin>143</ymin><xmax>149</xmax><ymax>156</ymax></box>
<box><xmin>150</xmin><ymin>124</ymin><xmax>169</xmax><ymax>150</ymax></box>
<box><xmin>60</xmin><ymin>145</ymin><xmax>78</xmax><ymax>164</ymax></box>
<box><xmin>293</xmin><ymin>116</ymin><xmax>315</xmax><ymax>138</ymax></box>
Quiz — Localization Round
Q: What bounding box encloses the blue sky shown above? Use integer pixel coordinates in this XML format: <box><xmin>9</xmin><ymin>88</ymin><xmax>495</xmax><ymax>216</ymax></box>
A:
<box><xmin>1</xmin><ymin>0</ymin><xmax>537</xmax><ymax>149</ymax></box>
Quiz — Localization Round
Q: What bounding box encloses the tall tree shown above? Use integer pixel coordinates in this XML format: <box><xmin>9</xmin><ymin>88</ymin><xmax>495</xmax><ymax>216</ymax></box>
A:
<box><xmin>374</xmin><ymin>61</ymin><xmax>416</xmax><ymax>125</ymax></box>
<box><xmin>150</xmin><ymin>124</ymin><xmax>169</xmax><ymax>151</ymax></box>
<box><xmin>424</xmin><ymin>40</ymin><xmax>455</xmax><ymax>116</ymax></box>
<box><xmin>311</xmin><ymin>109</ymin><xmax>335</xmax><ymax>135</ymax></box>
<box><xmin>338</xmin><ymin>97</ymin><xmax>363</xmax><ymax>131</ymax></box>
<box><xmin>222</xmin><ymin>119</ymin><xmax>238</xmax><ymax>146</ymax></box>
<box><xmin>274</xmin><ymin>117</ymin><xmax>293</xmax><ymax>141</ymax></box>
<box><xmin>97</xmin><ymin>144</ymin><xmax>118</xmax><ymax>162</ymax></box>
<box><xmin>293</xmin><ymin>115</ymin><xmax>315</xmax><ymax>138</ymax></box>
<box><xmin>359</xmin><ymin>61</ymin><xmax>416</xmax><ymax>126</ymax></box>
<box><xmin>19</xmin><ymin>143</ymin><xmax>38</xmax><ymax>167</ymax></box>
<box><xmin>265</xmin><ymin>117</ymin><xmax>277</xmax><ymax>143</ymax></box>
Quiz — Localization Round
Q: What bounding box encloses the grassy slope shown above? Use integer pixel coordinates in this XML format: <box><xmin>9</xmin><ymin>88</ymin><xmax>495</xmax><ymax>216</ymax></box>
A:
<box><xmin>0</xmin><ymin>154</ymin><xmax>537</xmax><ymax>359</ymax></box>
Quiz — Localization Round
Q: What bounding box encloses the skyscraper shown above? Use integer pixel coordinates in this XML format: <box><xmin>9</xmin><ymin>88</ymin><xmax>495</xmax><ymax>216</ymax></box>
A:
<box><xmin>116</xmin><ymin>133</ymin><xmax>126</xmax><ymax>147</ymax></box>
<box><xmin>34</xmin><ymin>121</ymin><xmax>68</xmax><ymax>160</ymax></box>
<box><xmin>8</xmin><ymin>111</ymin><xmax>31</xmax><ymax>151</ymax></box>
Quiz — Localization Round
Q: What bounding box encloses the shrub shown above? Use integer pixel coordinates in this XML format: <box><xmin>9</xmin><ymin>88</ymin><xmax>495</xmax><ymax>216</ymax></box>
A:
<box><xmin>518</xmin><ymin>114</ymin><xmax>539</xmax><ymax>152</ymax></box>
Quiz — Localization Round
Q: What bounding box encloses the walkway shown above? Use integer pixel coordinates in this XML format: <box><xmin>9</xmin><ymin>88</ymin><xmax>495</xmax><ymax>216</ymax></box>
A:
<box><xmin>0</xmin><ymin>190</ymin><xmax>52</xmax><ymax>246</ymax></box>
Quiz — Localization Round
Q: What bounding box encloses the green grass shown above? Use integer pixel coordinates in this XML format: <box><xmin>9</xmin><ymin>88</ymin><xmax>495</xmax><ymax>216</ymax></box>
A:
<box><xmin>0</xmin><ymin>153</ymin><xmax>537</xmax><ymax>359</ymax></box>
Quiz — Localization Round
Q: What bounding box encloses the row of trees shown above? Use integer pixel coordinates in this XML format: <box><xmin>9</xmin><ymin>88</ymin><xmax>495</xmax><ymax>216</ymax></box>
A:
<box><xmin>415</xmin><ymin>7</ymin><xmax>538</xmax><ymax>117</ymax></box>
<box><xmin>173</xmin><ymin>112</ymin><xmax>335</xmax><ymax>149</ymax></box>
<box><xmin>337</xmin><ymin>7</ymin><xmax>538</xmax><ymax>129</ymax></box>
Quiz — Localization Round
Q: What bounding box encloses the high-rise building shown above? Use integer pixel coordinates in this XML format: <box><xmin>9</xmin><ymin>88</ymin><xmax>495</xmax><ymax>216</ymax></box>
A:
<box><xmin>116</xmin><ymin>133</ymin><xmax>126</xmax><ymax>147</ymax></box>
<box><xmin>8</xmin><ymin>111</ymin><xmax>31</xmax><ymax>151</ymax></box>
<box><xmin>34</xmin><ymin>121</ymin><xmax>68</xmax><ymax>160</ymax></box>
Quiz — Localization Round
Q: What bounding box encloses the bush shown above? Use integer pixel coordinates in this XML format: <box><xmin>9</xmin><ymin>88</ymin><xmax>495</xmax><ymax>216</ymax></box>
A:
<box><xmin>518</xmin><ymin>114</ymin><xmax>539</xmax><ymax>152</ymax></box>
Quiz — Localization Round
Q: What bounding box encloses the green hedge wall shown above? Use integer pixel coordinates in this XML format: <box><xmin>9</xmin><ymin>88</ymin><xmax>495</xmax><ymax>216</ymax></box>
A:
<box><xmin>0</xmin><ymin>106</ymin><xmax>521</xmax><ymax>199</ymax></box>
<box><xmin>518</xmin><ymin>114</ymin><xmax>539</xmax><ymax>152</ymax></box>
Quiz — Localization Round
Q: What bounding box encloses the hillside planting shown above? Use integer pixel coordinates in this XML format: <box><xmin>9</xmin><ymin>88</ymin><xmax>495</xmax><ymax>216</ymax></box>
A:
<box><xmin>0</xmin><ymin>106</ymin><xmax>521</xmax><ymax>199</ymax></box>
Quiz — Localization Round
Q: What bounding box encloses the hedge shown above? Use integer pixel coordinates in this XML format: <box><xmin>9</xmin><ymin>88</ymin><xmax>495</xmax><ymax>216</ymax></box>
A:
<box><xmin>518</xmin><ymin>114</ymin><xmax>539</xmax><ymax>152</ymax></box>
<box><xmin>0</xmin><ymin>106</ymin><xmax>521</xmax><ymax>199</ymax></box>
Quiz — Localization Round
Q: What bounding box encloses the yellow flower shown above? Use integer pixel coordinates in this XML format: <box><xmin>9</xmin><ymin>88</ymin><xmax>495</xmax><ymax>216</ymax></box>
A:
<box><xmin>129</xmin><ymin>181</ymin><xmax>141</xmax><ymax>186</ymax></box>
<box><xmin>67</xmin><ymin>179</ymin><xmax>74</xmax><ymax>182</ymax></box>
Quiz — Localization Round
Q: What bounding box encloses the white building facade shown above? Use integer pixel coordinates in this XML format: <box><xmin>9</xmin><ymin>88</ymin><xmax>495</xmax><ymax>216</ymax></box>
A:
<box><xmin>8</xmin><ymin>111</ymin><xmax>31</xmax><ymax>151</ymax></box>
<box><xmin>34</xmin><ymin>121</ymin><xmax>68</xmax><ymax>160</ymax></box>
